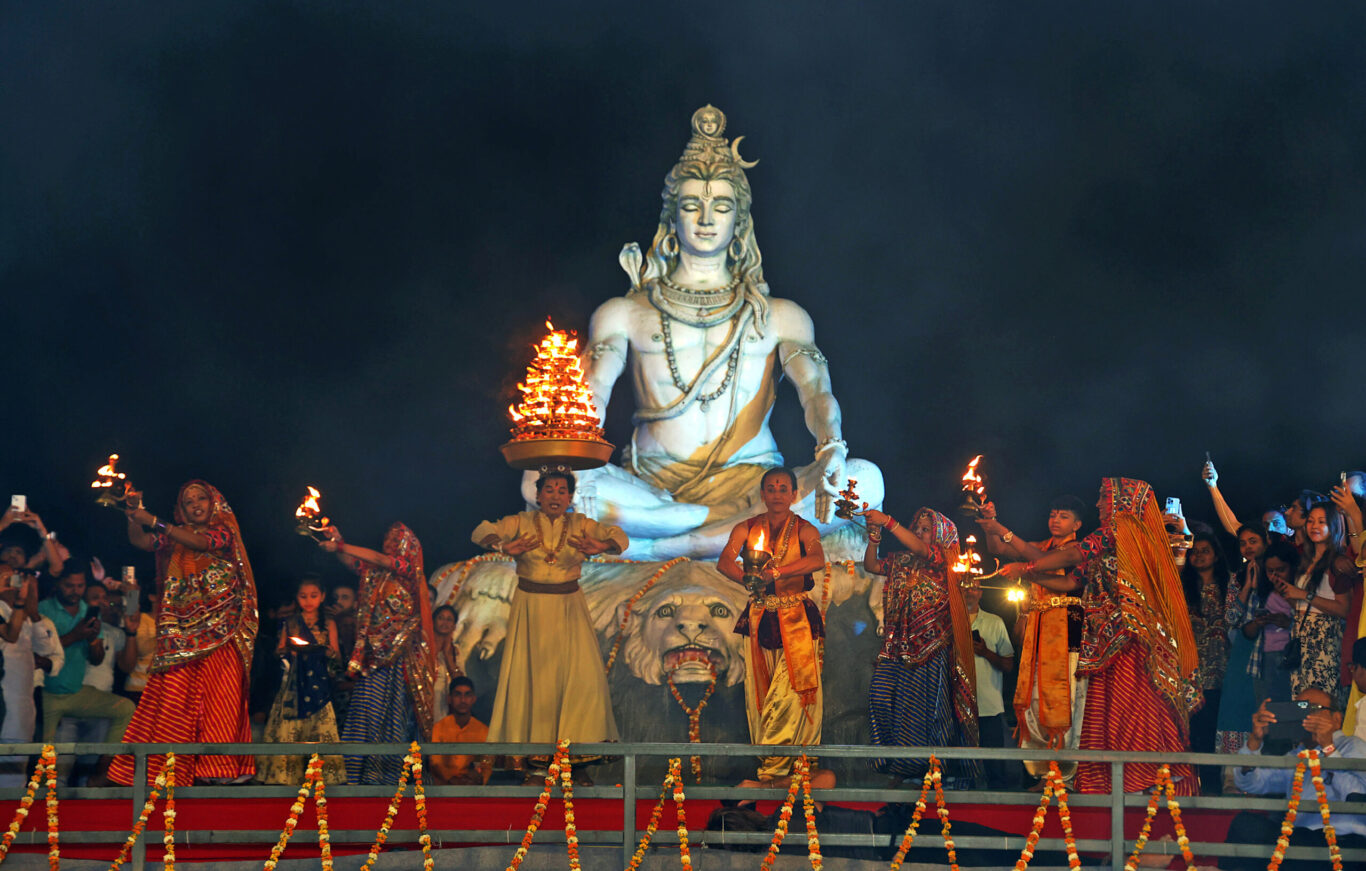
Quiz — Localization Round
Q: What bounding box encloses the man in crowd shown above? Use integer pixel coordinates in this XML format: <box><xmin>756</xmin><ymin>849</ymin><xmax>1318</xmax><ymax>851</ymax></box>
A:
<box><xmin>37</xmin><ymin>565</ymin><xmax>135</xmax><ymax>783</ymax></box>
<box><xmin>429</xmin><ymin>677</ymin><xmax>491</xmax><ymax>785</ymax></box>
<box><xmin>0</xmin><ymin>572</ymin><xmax>57</xmax><ymax>785</ymax></box>
<box><xmin>976</xmin><ymin>495</ymin><xmax>1087</xmax><ymax>786</ymax></box>
<box><xmin>55</xmin><ymin>583</ymin><xmax>139</xmax><ymax>782</ymax></box>
<box><xmin>962</xmin><ymin>577</ymin><xmax>1014</xmax><ymax>788</ymax></box>
<box><xmin>0</xmin><ymin>505</ymin><xmax>65</xmax><ymax>580</ymax></box>
<box><xmin>1226</xmin><ymin>689</ymin><xmax>1366</xmax><ymax>869</ymax></box>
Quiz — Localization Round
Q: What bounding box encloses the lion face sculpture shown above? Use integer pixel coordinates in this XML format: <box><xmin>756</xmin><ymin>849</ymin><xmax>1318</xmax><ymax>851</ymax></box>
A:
<box><xmin>620</xmin><ymin>579</ymin><xmax>749</xmax><ymax>686</ymax></box>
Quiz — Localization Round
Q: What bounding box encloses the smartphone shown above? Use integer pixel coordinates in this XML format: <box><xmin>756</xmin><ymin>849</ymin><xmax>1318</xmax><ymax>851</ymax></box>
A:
<box><xmin>1164</xmin><ymin>497</ymin><xmax>1182</xmax><ymax>516</ymax></box>
<box><xmin>9</xmin><ymin>495</ymin><xmax>26</xmax><ymax>514</ymax></box>
<box><xmin>122</xmin><ymin>567</ymin><xmax>140</xmax><ymax>617</ymax></box>
<box><xmin>7</xmin><ymin>571</ymin><xmax>26</xmax><ymax>590</ymax></box>
<box><xmin>971</xmin><ymin>629</ymin><xmax>983</xmax><ymax>643</ymax></box>
<box><xmin>1342</xmin><ymin>472</ymin><xmax>1349</xmax><ymax>484</ymax></box>
<box><xmin>82</xmin><ymin>605</ymin><xmax>101</xmax><ymax>626</ymax></box>
<box><xmin>1265</xmin><ymin>700</ymin><xmax>1321</xmax><ymax>742</ymax></box>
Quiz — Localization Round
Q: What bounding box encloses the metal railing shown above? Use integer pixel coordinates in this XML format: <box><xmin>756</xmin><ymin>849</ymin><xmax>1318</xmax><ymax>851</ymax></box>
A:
<box><xmin>3</xmin><ymin>741</ymin><xmax>1364</xmax><ymax>871</ymax></box>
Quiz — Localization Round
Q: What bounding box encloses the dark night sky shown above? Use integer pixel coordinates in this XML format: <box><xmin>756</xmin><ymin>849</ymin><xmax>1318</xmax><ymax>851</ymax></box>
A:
<box><xmin>2</xmin><ymin>2</ymin><xmax>1363</xmax><ymax>603</ymax></box>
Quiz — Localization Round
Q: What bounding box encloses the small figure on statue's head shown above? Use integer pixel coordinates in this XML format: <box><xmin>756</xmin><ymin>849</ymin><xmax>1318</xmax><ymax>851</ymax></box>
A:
<box><xmin>692</xmin><ymin>104</ymin><xmax>725</xmax><ymax>139</ymax></box>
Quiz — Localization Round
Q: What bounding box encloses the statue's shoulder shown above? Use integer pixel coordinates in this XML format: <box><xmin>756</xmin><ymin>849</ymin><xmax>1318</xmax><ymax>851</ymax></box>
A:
<box><xmin>764</xmin><ymin>295</ymin><xmax>816</xmax><ymax>340</ymax></box>
<box><xmin>588</xmin><ymin>293</ymin><xmax>651</xmax><ymax>336</ymax></box>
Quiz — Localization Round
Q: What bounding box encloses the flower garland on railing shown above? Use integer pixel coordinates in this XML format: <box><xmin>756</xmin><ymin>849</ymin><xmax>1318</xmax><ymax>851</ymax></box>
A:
<box><xmin>604</xmin><ymin>557</ymin><xmax>689</xmax><ymax>673</ymax></box>
<box><xmin>887</xmin><ymin>761</ymin><xmax>935</xmax><ymax>871</ymax></box>
<box><xmin>1012</xmin><ymin>762</ymin><xmax>1080</xmax><ymax>871</ymax></box>
<box><xmin>758</xmin><ymin>755</ymin><xmax>807</xmax><ymax>871</ymax></box>
<box><xmin>263</xmin><ymin>755</ymin><xmax>335</xmax><ymax>871</ymax></box>
<box><xmin>798</xmin><ymin>757</ymin><xmax>823</xmax><ymax>871</ymax></box>
<box><xmin>558</xmin><ymin>750</ymin><xmax>580</xmax><ymax>871</ymax></box>
<box><xmin>412</xmin><ymin>746</ymin><xmax>432</xmax><ymax>871</ymax></box>
<box><xmin>1123</xmin><ymin>764</ymin><xmax>1195</xmax><ymax>871</ymax></box>
<box><xmin>0</xmin><ymin>745</ymin><xmax>52</xmax><ymax>865</ymax></box>
<box><xmin>107</xmin><ymin>753</ymin><xmax>175</xmax><ymax>871</ymax></box>
<box><xmin>357</xmin><ymin>743</ymin><xmax>430</xmax><ymax>871</ymax></box>
<box><xmin>506</xmin><ymin>740</ymin><xmax>573</xmax><ymax>871</ymax></box>
<box><xmin>930</xmin><ymin>765</ymin><xmax>959</xmax><ymax>871</ymax></box>
<box><xmin>44</xmin><ymin>744</ymin><xmax>58</xmax><ymax>871</ymax></box>
<box><xmin>1268</xmin><ymin>749</ymin><xmax>1342</xmax><ymax>871</ymax></box>
<box><xmin>666</xmin><ymin>661</ymin><xmax>717</xmax><ymax>783</ymax></box>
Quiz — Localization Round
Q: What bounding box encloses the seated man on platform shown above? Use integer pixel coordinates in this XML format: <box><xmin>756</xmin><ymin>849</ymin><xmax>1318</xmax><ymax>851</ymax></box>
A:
<box><xmin>547</xmin><ymin>105</ymin><xmax>882</xmax><ymax>560</ymax></box>
<box><xmin>717</xmin><ymin>468</ymin><xmax>826</xmax><ymax>786</ymax></box>
<box><xmin>1226</xmin><ymin>689</ymin><xmax>1366</xmax><ymax>870</ymax></box>
<box><xmin>429</xmin><ymin>677</ymin><xmax>491</xmax><ymax>786</ymax></box>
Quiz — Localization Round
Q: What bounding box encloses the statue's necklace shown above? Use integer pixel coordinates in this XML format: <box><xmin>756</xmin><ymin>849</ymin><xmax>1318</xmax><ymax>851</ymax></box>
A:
<box><xmin>660</xmin><ymin>314</ymin><xmax>742</xmax><ymax>410</ymax></box>
<box><xmin>538</xmin><ymin>513</ymin><xmax>571</xmax><ymax>564</ymax></box>
<box><xmin>649</xmin><ymin>275</ymin><xmax>745</xmax><ymax>328</ymax></box>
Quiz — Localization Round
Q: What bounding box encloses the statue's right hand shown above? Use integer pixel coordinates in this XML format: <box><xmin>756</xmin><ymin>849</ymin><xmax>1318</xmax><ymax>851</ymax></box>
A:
<box><xmin>452</xmin><ymin>595</ymin><xmax>511</xmax><ymax>668</ymax></box>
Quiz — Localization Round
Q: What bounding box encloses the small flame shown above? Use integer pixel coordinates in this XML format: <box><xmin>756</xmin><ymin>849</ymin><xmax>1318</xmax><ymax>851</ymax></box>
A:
<box><xmin>91</xmin><ymin>454</ymin><xmax>127</xmax><ymax>489</ymax></box>
<box><xmin>960</xmin><ymin>454</ymin><xmax>985</xmax><ymax>497</ymax></box>
<box><xmin>294</xmin><ymin>486</ymin><xmax>329</xmax><ymax>528</ymax></box>
<box><xmin>1006</xmin><ymin>586</ymin><xmax>1027</xmax><ymax>604</ymax></box>
<box><xmin>747</xmin><ymin>525</ymin><xmax>769</xmax><ymax>554</ymax></box>
<box><xmin>507</xmin><ymin>318</ymin><xmax>605</xmax><ymax>440</ymax></box>
<box><xmin>288</xmin><ymin>635</ymin><xmax>311</xmax><ymax>646</ymax></box>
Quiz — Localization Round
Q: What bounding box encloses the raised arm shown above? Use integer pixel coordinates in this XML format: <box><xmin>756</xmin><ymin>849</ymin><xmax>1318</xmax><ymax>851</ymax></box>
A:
<box><xmin>773</xmin><ymin>300</ymin><xmax>844</xmax><ymax>522</ymax></box>
<box><xmin>975</xmin><ymin>503</ymin><xmax>1049</xmax><ymax>561</ymax></box>
<box><xmin>125</xmin><ymin>496</ymin><xmax>215</xmax><ymax>552</ymax></box>
<box><xmin>860</xmin><ymin>508</ymin><xmax>928</xmax><ymax>559</ymax></box>
<box><xmin>1201</xmin><ymin>461</ymin><xmax>1242</xmax><ymax>537</ymax></box>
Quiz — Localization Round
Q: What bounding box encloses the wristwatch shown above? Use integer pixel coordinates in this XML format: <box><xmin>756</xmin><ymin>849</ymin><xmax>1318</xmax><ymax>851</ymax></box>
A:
<box><xmin>1001</xmin><ymin>530</ymin><xmax>1015</xmax><ymax>544</ymax></box>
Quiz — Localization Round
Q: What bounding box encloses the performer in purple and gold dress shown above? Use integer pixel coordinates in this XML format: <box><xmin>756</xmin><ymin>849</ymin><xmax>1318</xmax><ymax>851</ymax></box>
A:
<box><xmin>860</xmin><ymin>506</ymin><xmax>981</xmax><ymax>785</ymax></box>
<box><xmin>111</xmin><ymin>480</ymin><xmax>258</xmax><ymax>785</ymax></box>
<box><xmin>320</xmin><ymin>522</ymin><xmax>437</xmax><ymax>785</ymax></box>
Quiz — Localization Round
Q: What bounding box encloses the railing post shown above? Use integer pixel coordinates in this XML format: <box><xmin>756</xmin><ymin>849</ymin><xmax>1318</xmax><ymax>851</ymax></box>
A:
<box><xmin>621</xmin><ymin>751</ymin><xmax>637</xmax><ymax>869</ymax></box>
<box><xmin>1110</xmin><ymin>760</ymin><xmax>1124</xmax><ymax>871</ymax></box>
<box><xmin>132</xmin><ymin>748</ymin><xmax>148</xmax><ymax>871</ymax></box>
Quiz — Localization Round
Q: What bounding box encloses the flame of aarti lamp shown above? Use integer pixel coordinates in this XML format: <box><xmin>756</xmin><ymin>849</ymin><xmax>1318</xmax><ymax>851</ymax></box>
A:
<box><xmin>294</xmin><ymin>486</ymin><xmax>331</xmax><ymax>539</ymax></box>
<box><xmin>91</xmin><ymin>454</ymin><xmax>136</xmax><ymax>509</ymax></box>
<box><xmin>740</xmin><ymin>525</ymin><xmax>773</xmax><ymax>600</ymax></box>
<box><xmin>499</xmin><ymin>318</ymin><xmax>615</xmax><ymax>471</ymax></box>
<box><xmin>959</xmin><ymin>454</ymin><xmax>988</xmax><ymax>518</ymax></box>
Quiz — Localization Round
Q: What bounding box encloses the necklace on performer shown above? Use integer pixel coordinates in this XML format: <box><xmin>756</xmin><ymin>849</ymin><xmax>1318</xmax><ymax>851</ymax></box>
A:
<box><xmin>538</xmin><ymin>513</ymin><xmax>570</xmax><ymax>564</ymax></box>
<box><xmin>769</xmin><ymin>513</ymin><xmax>798</xmax><ymax>565</ymax></box>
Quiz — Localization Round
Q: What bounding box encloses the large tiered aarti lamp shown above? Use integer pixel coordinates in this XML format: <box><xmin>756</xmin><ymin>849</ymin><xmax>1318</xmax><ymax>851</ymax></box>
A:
<box><xmin>499</xmin><ymin>318</ymin><xmax>615</xmax><ymax>471</ymax></box>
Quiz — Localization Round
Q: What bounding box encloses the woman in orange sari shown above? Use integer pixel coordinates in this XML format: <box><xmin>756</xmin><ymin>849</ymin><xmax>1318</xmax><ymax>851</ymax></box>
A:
<box><xmin>1001</xmin><ymin>478</ymin><xmax>1201</xmax><ymax>794</ymax></box>
<box><xmin>110</xmin><ymin>481</ymin><xmax>258</xmax><ymax>785</ymax></box>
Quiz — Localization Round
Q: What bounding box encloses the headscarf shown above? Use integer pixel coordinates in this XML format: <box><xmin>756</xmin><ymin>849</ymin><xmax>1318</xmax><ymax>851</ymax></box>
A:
<box><xmin>152</xmin><ymin>480</ymin><xmax>258</xmax><ymax>675</ymax></box>
<box><xmin>352</xmin><ymin>523</ymin><xmax>438</xmax><ymax>739</ymax></box>
<box><xmin>913</xmin><ymin>508</ymin><xmax>979</xmax><ymax>705</ymax></box>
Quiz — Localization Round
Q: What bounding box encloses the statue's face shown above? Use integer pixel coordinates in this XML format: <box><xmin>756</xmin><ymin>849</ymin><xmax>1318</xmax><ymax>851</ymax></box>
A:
<box><xmin>674</xmin><ymin>178</ymin><xmax>736</xmax><ymax>258</ymax></box>
<box><xmin>637</xmin><ymin>586</ymin><xmax>743</xmax><ymax>684</ymax></box>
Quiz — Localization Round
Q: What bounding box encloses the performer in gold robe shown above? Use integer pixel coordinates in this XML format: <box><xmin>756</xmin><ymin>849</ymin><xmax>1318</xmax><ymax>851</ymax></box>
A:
<box><xmin>473</xmin><ymin>469</ymin><xmax>625</xmax><ymax>782</ymax></box>
<box><xmin>717</xmin><ymin>467</ymin><xmax>826</xmax><ymax>782</ymax></box>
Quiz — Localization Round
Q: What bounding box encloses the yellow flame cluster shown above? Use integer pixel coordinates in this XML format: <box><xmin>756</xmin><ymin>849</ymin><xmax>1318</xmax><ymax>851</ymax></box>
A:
<box><xmin>508</xmin><ymin>319</ymin><xmax>604</xmax><ymax>440</ymax></box>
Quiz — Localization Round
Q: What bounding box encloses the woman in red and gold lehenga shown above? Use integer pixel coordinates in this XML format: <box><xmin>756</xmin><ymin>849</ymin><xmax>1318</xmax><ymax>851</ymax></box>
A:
<box><xmin>1000</xmin><ymin>477</ymin><xmax>1201</xmax><ymax>794</ymax></box>
<box><xmin>109</xmin><ymin>480</ymin><xmax>258</xmax><ymax>785</ymax></box>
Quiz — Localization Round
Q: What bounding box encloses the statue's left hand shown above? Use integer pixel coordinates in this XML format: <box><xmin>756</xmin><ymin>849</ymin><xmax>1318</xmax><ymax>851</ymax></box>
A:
<box><xmin>814</xmin><ymin>452</ymin><xmax>844</xmax><ymax>523</ymax></box>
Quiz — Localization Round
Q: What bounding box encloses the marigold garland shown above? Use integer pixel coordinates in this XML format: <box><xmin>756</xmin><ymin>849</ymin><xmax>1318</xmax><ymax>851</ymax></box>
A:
<box><xmin>625</xmin><ymin>758</ymin><xmax>681</xmax><ymax>871</ymax></box>
<box><xmin>757</xmin><ymin>755</ymin><xmax>806</xmax><ymax>871</ymax></box>
<box><xmin>672</xmin><ymin>759</ymin><xmax>692</xmax><ymax>871</ymax></box>
<box><xmin>930</xmin><ymin>766</ymin><xmax>959</xmax><ymax>871</ymax></box>
<box><xmin>887</xmin><ymin>762</ymin><xmax>936</xmax><ymax>871</ymax></box>
<box><xmin>505</xmin><ymin>739</ymin><xmax>573</xmax><ymax>871</ymax></box>
<box><xmin>263</xmin><ymin>753</ymin><xmax>333</xmax><ymax>868</ymax></box>
<box><xmin>666</xmin><ymin>661</ymin><xmax>717</xmax><ymax>783</ymax></box>
<box><xmin>107</xmin><ymin>753</ymin><xmax>175</xmax><ymax>871</ymax></box>
<box><xmin>0</xmin><ymin>745</ymin><xmax>51</xmax><ymax>863</ymax></box>
<box><xmin>604</xmin><ymin>557</ymin><xmax>689</xmax><ymax>673</ymax></box>
<box><xmin>44</xmin><ymin>745</ymin><xmax>59</xmax><ymax>871</ymax></box>
<box><xmin>313</xmin><ymin>757</ymin><xmax>334</xmax><ymax>871</ymax></box>
<box><xmin>558</xmin><ymin>750</ymin><xmax>581</xmax><ymax>871</ymax></box>
<box><xmin>1267</xmin><ymin>749</ymin><xmax>1342</xmax><ymax>871</ymax></box>
<box><xmin>411</xmin><ymin>747</ymin><xmax>433</xmax><ymax>871</ymax></box>
<box><xmin>799</xmin><ymin>757</ymin><xmax>824</xmax><ymax>871</ymax></box>
<box><xmin>438</xmin><ymin>553</ymin><xmax>513</xmax><ymax>608</ymax></box>
<box><xmin>160</xmin><ymin>752</ymin><xmax>175</xmax><ymax>871</ymax></box>
<box><xmin>358</xmin><ymin>745</ymin><xmax>421</xmax><ymax>871</ymax></box>
<box><xmin>1122</xmin><ymin>764</ymin><xmax>1195</xmax><ymax>871</ymax></box>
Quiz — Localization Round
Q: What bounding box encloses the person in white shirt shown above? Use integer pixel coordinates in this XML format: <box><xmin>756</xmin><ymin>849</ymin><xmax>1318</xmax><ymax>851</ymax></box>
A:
<box><xmin>962</xmin><ymin>577</ymin><xmax>1015</xmax><ymax>788</ymax></box>
<box><xmin>0</xmin><ymin>575</ymin><xmax>50</xmax><ymax>786</ymax></box>
<box><xmin>55</xmin><ymin>584</ymin><xmax>138</xmax><ymax>783</ymax></box>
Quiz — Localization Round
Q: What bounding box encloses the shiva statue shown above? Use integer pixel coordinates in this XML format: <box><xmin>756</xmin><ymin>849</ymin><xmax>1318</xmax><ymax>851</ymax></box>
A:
<box><xmin>524</xmin><ymin>105</ymin><xmax>884</xmax><ymax>559</ymax></box>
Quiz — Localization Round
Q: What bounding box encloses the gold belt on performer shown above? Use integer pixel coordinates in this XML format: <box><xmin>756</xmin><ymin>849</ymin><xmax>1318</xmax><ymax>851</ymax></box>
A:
<box><xmin>757</xmin><ymin>593</ymin><xmax>808</xmax><ymax>611</ymax></box>
<box><xmin>517</xmin><ymin>578</ymin><xmax>580</xmax><ymax>595</ymax></box>
<box><xmin>1029</xmin><ymin>595</ymin><xmax>1082</xmax><ymax>614</ymax></box>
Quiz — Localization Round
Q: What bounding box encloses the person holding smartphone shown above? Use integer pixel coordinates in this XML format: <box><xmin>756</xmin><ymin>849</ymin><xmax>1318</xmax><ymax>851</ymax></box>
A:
<box><xmin>1223</xmin><ymin>689</ymin><xmax>1366</xmax><ymax>869</ymax></box>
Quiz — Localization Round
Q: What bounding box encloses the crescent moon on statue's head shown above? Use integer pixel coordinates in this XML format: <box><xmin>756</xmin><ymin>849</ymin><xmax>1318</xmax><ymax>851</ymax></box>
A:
<box><xmin>730</xmin><ymin>136</ymin><xmax>759</xmax><ymax>169</ymax></box>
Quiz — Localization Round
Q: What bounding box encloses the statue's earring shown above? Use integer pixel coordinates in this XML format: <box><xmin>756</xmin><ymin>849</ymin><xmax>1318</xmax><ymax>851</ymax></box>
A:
<box><xmin>663</xmin><ymin>229</ymin><xmax>679</xmax><ymax>257</ymax></box>
<box><xmin>729</xmin><ymin>236</ymin><xmax>744</xmax><ymax>261</ymax></box>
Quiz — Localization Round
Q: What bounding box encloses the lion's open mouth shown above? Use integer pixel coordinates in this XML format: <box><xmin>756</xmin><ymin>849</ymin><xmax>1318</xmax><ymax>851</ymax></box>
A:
<box><xmin>663</xmin><ymin>645</ymin><xmax>723</xmax><ymax>675</ymax></box>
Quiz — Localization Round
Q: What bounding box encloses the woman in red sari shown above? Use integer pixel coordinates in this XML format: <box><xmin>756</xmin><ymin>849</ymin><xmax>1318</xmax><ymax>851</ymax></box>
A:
<box><xmin>109</xmin><ymin>481</ymin><xmax>258</xmax><ymax>785</ymax></box>
<box><xmin>1001</xmin><ymin>477</ymin><xmax>1200</xmax><ymax>794</ymax></box>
